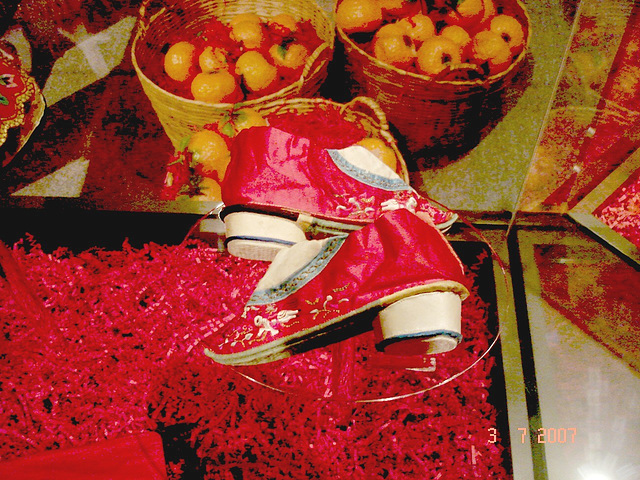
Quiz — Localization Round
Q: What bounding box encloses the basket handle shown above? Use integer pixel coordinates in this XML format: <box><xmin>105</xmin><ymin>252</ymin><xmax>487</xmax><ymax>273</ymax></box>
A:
<box><xmin>342</xmin><ymin>96</ymin><xmax>410</xmax><ymax>183</ymax></box>
<box><xmin>341</xmin><ymin>96</ymin><xmax>390</xmax><ymax>132</ymax></box>
<box><xmin>290</xmin><ymin>40</ymin><xmax>332</xmax><ymax>93</ymax></box>
<box><xmin>137</xmin><ymin>0</ymin><xmax>168</xmax><ymax>31</ymax></box>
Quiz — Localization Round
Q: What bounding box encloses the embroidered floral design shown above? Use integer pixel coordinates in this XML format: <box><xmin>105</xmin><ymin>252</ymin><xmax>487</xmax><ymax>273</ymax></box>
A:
<box><xmin>381</xmin><ymin>196</ymin><xmax>418</xmax><ymax>213</ymax></box>
<box><xmin>305</xmin><ymin>286</ymin><xmax>352</xmax><ymax>320</ymax></box>
<box><xmin>0</xmin><ymin>58</ymin><xmax>36</xmax><ymax>147</ymax></box>
<box><xmin>334</xmin><ymin>190</ymin><xmax>422</xmax><ymax>219</ymax></box>
<box><xmin>223</xmin><ymin>327</ymin><xmax>254</xmax><ymax>349</ymax></box>
<box><xmin>0</xmin><ymin>74</ymin><xmax>19</xmax><ymax>106</ymax></box>
<box><xmin>221</xmin><ymin>307</ymin><xmax>300</xmax><ymax>349</ymax></box>
<box><xmin>0</xmin><ymin>74</ymin><xmax>17</xmax><ymax>89</ymax></box>
<box><xmin>335</xmin><ymin>193</ymin><xmax>377</xmax><ymax>219</ymax></box>
<box><xmin>254</xmin><ymin>309</ymin><xmax>299</xmax><ymax>340</ymax></box>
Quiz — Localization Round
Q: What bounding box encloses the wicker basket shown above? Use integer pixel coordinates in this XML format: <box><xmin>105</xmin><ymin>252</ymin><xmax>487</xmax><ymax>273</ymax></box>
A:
<box><xmin>337</xmin><ymin>0</ymin><xmax>531</xmax><ymax>153</ymax></box>
<box><xmin>254</xmin><ymin>96</ymin><xmax>411</xmax><ymax>183</ymax></box>
<box><xmin>131</xmin><ymin>0</ymin><xmax>335</xmax><ymax>149</ymax></box>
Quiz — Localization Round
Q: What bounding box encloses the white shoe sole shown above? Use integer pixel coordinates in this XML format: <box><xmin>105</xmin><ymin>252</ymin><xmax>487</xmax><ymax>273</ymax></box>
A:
<box><xmin>224</xmin><ymin>211</ymin><xmax>306</xmax><ymax>262</ymax></box>
<box><xmin>224</xmin><ymin>209</ymin><xmax>456</xmax><ymax>261</ymax></box>
<box><xmin>374</xmin><ymin>291</ymin><xmax>462</xmax><ymax>355</ymax></box>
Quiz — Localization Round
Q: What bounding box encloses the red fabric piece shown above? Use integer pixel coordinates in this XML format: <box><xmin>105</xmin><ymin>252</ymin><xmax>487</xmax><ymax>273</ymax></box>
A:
<box><xmin>222</xmin><ymin>126</ymin><xmax>452</xmax><ymax>226</ymax></box>
<box><xmin>594</xmin><ymin>165</ymin><xmax>640</xmax><ymax>248</ymax></box>
<box><xmin>546</xmin><ymin>4</ymin><xmax>640</xmax><ymax>208</ymax></box>
<box><xmin>0</xmin><ymin>432</ymin><xmax>166</xmax><ymax>480</ymax></box>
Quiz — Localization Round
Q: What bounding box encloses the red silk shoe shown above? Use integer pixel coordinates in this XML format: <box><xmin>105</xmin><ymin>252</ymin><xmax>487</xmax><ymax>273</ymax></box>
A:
<box><xmin>220</xmin><ymin>126</ymin><xmax>457</xmax><ymax>261</ymax></box>
<box><xmin>204</xmin><ymin>209</ymin><xmax>469</xmax><ymax>366</ymax></box>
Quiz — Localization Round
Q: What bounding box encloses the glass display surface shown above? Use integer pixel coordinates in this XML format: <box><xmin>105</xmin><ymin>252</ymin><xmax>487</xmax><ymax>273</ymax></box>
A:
<box><xmin>517</xmin><ymin>228</ymin><xmax>640</xmax><ymax>480</ymax></box>
<box><xmin>517</xmin><ymin>0</ymin><xmax>640</xmax><ymax>215</ymax></box>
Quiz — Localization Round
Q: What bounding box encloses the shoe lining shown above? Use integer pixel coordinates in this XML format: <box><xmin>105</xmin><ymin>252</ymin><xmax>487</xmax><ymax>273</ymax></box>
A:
<box><xmin>327</xmin><ymin>147</ymin><xmax>411</xmax><ymax>192</ymax></box>
<box><xmin>248</xmin><ymin>236</ymin><xmax>346</xmax><ymax>305</ymax></box>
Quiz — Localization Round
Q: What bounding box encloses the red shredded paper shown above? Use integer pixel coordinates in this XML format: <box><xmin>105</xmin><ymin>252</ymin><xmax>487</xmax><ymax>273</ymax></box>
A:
<box><xmin>0</xmin><ymin>236</ymin><xmax>511</xmax><ymax>479</ymax></box>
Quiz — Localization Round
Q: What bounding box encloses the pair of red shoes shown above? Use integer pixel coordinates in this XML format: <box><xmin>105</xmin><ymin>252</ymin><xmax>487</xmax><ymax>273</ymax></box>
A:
<box><xmin>204</xmin><ymin>127</ymin><xmax>469</xmax><ymax>366</ymax></box>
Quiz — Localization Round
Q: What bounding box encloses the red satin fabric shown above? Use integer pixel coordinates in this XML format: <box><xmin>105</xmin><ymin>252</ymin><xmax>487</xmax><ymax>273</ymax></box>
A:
<box><xmin>212</xmin><ymin>209</ymin><xmax>468</xmax><ymax>358</ymax></box>
<box><xmin>222</xmin><ymin>127</ymin><xmax>450</xmax><ymax>225</ymax></box>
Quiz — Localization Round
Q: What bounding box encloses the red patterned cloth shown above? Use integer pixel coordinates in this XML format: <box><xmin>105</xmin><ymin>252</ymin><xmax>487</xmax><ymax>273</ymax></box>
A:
<box><xmin>0</xmin><ymin>55</ymin><xmax>33</xmax><ymax>148</ymax></box>
<box><xmin>595</xmin><ymin>166</ymin><xmax>640</xmax><ymax>249</ymax></box>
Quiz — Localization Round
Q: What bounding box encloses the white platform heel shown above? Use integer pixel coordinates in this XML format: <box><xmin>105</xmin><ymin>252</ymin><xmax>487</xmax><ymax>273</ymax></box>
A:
<box><xmin>374</xmin><ymin>291</ymin><xmax>462</xmax><ymax>356</ymax></box>
<box><xmin>224</xmin><ymin>211</ymin><xmax>306</xmax><ymax>262</ymax></box>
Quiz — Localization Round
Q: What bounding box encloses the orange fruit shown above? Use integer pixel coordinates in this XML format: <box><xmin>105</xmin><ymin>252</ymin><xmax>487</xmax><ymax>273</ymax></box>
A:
<box><xmin>193</xmin><ymin>177</ymin><xmax>223</xmax><ymax>200</ymax></box>
<box><xmin>198</xmin><ymin>46</ymin><xmax>228</xmax><ymax>73</ymax></box>
<box><xmin>357</xmin><ymin>137</ymin><xmax>398</xmax><ymax>172</ymax></box>
<box><xmin>379</xmin><ymin>0</ymin><xmax>405</xmax><ymax>16</ymax></box>
<box><xmin>190</xmin><ymin>70</ymin><xmax>240</xmax><ymax>103</ymax></box>
<box><xmin>269</xmin><ymin>43</ymin><xmax>310</xmax><ymax>71</ymax></box>
<box><xmin>480</xmin><ymin>0</ymin><xmax>497</xmax><ymax>25</ymax></box>
<box><xmin>445</xmin><ymin>0</ymin><xmax>485</xmax><ymax>27</ymax></box>
<box><xmin>490</xmin><ymin>14</ymin><xmax>525</xmax><ymax>54</ymax></box>
<box><xmin>398</xmin><ymin>14</ymin><xmax>436</xmax><ymax>45</ymax></box>
<box><xmin>188</xmin><ymin>129</ymin><xmax>231</xmax><ymax>180</ymax></box>
<box><xmin>440</xmin><ymin>25</ymin><xmax>471</xmax><ymax>48</ymax></box>
<box><xmin>336</xmin><ymin>0</ymin><xmax>383</xmax><ymax>34</ymax></box>
<box><xmin>164</xmin><ymin>41</ymin><xmax>196</xmax><ymax>82</ymax></box>
<box><xmin>416</xmin><ymin>36</ymin><xmax>463</xmax><ymax>76</ymax></box>
<box><xmin>268</xmin><ymin>13</ymin><xmax>298</xmax><ymax>36</ymax></box>
<box><xmin>218</xmin><ymin>108</ymin><xmax>268</xmax><ymax>137</ymax></box>
<box><xmin>235</xmin><ymin>51</ymin><xmax>278</xmax><ymax>93</ymax></box>
<box><xmin>376</xmin><ymin>21</ymin><xmax>409</xmax><ymax>38</ymax></box>
<box><xmin>372</xmin><ymin>31</ymin><xmax>416</xmax><ymax>69</ymax></box>
<box><xmin>229</xmin><ymin>12</ymin><xmax>262</xmax><ymax>27</ymax></box>
<box><xmin>379</xmin><ymin>0</ymin><xmax>421</xmax><ymax>18</ymax></box>
<box><xmin>230</xmin><ymin>20</ymin><xmax>266</xmax><ymax>50</ymax></box>
<box><xmin>470</xmin><ymin>29</ymin><xmax>512</xmax><ymax>74</ymax></box>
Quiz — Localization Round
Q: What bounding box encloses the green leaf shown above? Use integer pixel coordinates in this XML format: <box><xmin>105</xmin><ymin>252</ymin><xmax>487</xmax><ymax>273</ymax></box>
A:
<box><xmin>221</xmin><ymin>122</ymin><xmax>236</xmax><ymax>137</ymax></box>
<box><xmin>167</xmin><ymin>152</ymin><xmax>187</xmax><ymax>166</ymax></box>
<box><xmin>178</xmin><ymin>135</ymin><xmax>191</xmax><ymax>150</ymax></box>
<box><xmin>236</xmin><ymin>110</ymin><xmax>248</xmax><ymax>122</ymax></box>
<box><xmin>0</xmin><ymin>95</ymin><xmax>8</xmax><ymax>106</ymax></box>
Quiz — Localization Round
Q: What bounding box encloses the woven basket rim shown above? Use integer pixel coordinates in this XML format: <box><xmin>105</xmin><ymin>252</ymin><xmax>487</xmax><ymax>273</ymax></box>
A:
<box><xmin>130</xmin><ymin>1</ymin><xmax>335</xmax><ymax>109</ymax></box>
<box><xmin>255</xmin><ymin>95</ymin><xmax>379</xmax><ymax>111</ymax></box>
<box><xmin>336</xmin><ymin>0</ymin><xmax>531</xmax><ymax>87</ymax></box>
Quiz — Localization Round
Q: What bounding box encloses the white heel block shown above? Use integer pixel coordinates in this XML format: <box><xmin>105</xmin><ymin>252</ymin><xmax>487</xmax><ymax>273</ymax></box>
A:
<box><xmin>224</xmin><ymin>211</ymin><xmax>306</xmax><ymax>261</ymax></box>
<box><xmin>374</xmin><ymin>291</ymin><xmax>462</xmax><ymax>356</ymax></box>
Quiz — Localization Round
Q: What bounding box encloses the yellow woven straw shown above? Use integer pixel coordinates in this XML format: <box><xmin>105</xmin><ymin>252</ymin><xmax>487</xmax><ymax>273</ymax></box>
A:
<box><xmin>337</xmin><ymin>0</ymin><xmax>531</xmax><ymax>153</ymax></box>
<box><xmin>131</xmin><ymin>0</ymin><xmax>335</xmax><ymax>149</ymax></box>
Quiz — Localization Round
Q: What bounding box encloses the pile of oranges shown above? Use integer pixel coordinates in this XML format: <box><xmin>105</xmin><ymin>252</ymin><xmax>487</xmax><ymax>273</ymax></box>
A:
<box><xmin>161</xmin><ymin>13</ymin><xmax>323</xmax><ymax>103</ymax></box>
<box><xmin>336</xmin><ymin>0</ymin><xmax>527</xmax><ymax>79</ymax></box>
<box><xmin>161</xmin><ymin>107</ymin><xmax>269</xmax><ymax>200</ymax></box>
